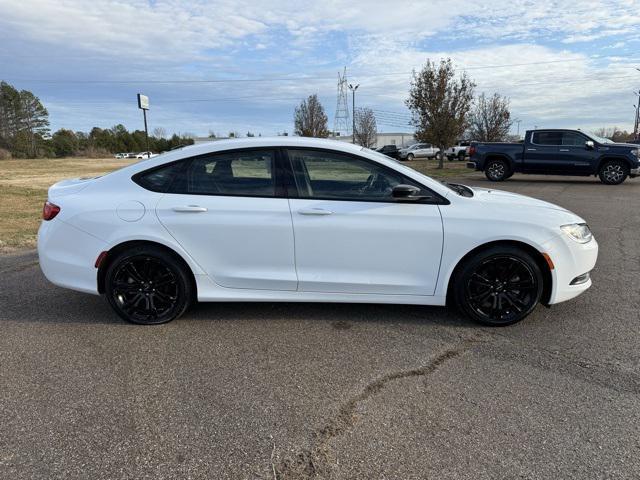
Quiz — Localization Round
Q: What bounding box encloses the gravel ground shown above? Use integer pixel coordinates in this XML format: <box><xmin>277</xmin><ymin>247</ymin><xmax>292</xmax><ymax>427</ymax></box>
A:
<box><xmin>1</xmin><ymin>174</ymin><xmax>639</xmax><ymax>479</ymax></box>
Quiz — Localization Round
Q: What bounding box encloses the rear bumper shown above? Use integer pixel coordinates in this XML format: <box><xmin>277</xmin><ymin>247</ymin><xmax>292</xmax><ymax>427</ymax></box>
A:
<box><xmin>38</xmin><ymin>219</ymin><xmax>105</xmax><ymax>295</ymax></box>
<box><xmin>466</xmin><ymin>161</ymin><xmax>478</xmax><ymax>170</ymax></box>
<box><xmin>542</xmin><ymin>234</ymin><xmax>598</xmax><ymax>305</ymax></box>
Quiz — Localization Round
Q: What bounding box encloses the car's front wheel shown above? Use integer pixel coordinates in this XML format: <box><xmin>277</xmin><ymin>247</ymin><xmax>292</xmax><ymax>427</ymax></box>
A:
<box><xmin>105</xmin><ymin>245</ymin><xmax>193</xmax><ymax>325</ymax></box>
<box><xmin>406</xmin><ymin>153</ymin><xmax>414</xmax><ymax>161</ymax></box>
<box><xmin>598</xmin><ymin>159</ymin><xmax>628</xmax><ymax>185</ymax></box>
<box><xmin>453</xmin><ymin>246</ymin><xmax>543</xmax><ymax>326</ymax></box>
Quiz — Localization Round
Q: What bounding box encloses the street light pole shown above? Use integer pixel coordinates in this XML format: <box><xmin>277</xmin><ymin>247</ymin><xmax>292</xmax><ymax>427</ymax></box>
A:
<box><xmin>515</xmin><ymin>119</ymin><xmax>522</xmax><ymax>137</ymax></box>
<box><xmin>348</xmin><ymin>83</ymin><xmax>359</xmax><ymax>144</ymax></box>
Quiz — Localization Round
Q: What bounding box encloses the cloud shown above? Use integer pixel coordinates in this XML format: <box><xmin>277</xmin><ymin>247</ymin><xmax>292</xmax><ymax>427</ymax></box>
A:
<box><xmin>1</xmin><ymin>0</ymin><xmax>639</xmax><ymax>134</ymax></box>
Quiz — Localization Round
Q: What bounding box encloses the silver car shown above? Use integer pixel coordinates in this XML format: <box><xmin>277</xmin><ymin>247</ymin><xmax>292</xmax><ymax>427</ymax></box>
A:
<box><xmin>398</xmin><ymin>143</ymin><xmax>442</xmax><ymax>161</ymax></box>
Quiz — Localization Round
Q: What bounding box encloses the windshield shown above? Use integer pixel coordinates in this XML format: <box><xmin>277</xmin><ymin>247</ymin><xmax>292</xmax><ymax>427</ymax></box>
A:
<box><xmin>585</xmin><ymin>131</ymin><xmax>614</xmax><ymax>144</ymax></box>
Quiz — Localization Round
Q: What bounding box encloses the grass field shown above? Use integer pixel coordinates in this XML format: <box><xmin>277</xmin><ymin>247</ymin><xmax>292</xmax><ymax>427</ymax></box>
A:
<box><xmin>0</xmin><ymin>156</ymin><xmax>474</xmax><ymax>252</ymax></box>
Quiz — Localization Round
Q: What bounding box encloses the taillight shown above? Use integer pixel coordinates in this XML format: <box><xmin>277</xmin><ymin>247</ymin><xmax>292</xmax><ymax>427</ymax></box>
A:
<box><xmin>468</xmin><ymin>145</ymin><xmax>476</xmax><ymax>157</ymax></box>
<box><xmin>42</xmin><ymin>201</ymin><xmax>60</xmax><ymax>221</ymax></box>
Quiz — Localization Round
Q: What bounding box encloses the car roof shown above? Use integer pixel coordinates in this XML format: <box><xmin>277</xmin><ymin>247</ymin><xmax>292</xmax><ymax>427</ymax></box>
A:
<box><xmin>110</xmin><ymin>136</ymin><xmax>452</xmax><ymax>198</ymax></box>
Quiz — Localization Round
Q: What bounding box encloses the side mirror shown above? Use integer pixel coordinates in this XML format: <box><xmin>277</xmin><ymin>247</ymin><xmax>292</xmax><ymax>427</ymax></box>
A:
<box><xmin>585</xmin><ymin>140</ymin><xmax>595</xmax><ymax>150</ymax></box>
<box><xmin>392</xmin><ymin>184</ymin><xmax>431</xmax><ymax>201</ymax></box>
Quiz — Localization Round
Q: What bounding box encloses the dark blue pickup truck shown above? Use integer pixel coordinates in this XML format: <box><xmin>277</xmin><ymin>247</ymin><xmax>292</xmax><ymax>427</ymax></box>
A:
<box><xmin>468</xmin><ymin>129</ymin><xmax>640</xmax><ymax>185</ymax></box>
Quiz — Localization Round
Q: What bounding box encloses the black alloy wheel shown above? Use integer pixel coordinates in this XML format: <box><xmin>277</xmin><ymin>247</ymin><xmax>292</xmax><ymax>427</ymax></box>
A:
<box><xmin>485</xmin><ymin>159</ymin><xmax>509</xmax><ymax>181</ymax></box>
<box><xmin>598</xmin><ymin>159</ymin><xmax>628</xmax><ymax>185</ymax></box>
<box><xmin>454</xmin><ymin>247</ymin><xmax>543</xmax><ymax>326</ymax></box>
<box><xmin>105</xmin><ymin>246</ymin><xmax>193</xmax><ymax>325</ymax></box>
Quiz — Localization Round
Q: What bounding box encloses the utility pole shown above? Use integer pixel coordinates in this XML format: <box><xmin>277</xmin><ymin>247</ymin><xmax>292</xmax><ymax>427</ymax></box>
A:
<box><xmin>634</xmin><ymin>88</ymin><xmax>640</xmax><ymax>140</ymax></box>
<box><xmin>515</xmin><ymin>119</ymin><xmax>522</xmax><ymax>137</ymax></box>
<box><xmin>348</xmin><ymin>83</ymin><xmax>359</xmax><ymax>143</ymax></box>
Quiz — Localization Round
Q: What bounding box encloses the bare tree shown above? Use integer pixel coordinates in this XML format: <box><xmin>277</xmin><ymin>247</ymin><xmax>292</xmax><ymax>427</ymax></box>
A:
<box><xmin>354</xmin><ymin>108</ymin><xmax>377</xmax><ymax>148</ymax></box>
<box><xmin>593</xmin><ymin>126</ymin><xmax>632</xmax><ymax>142</ymax></box>
<box><xmin>153</xmin><ymin>126</ymin><xmax>167</xmax><ymax>139</ymax></box>
<box><xmin>294</xmin><ymin>94</ymin><xmax>329</xmax><ymax>138</ymax></box>
<box><xmin>468</xmin><ymin>93</ymin><xmax>512</xmax><ymax>142</ymax></box>
<box><xmin>406</xmin><ymin>58</ymin><xmax>474</xmax><ymax>168</ymax></box>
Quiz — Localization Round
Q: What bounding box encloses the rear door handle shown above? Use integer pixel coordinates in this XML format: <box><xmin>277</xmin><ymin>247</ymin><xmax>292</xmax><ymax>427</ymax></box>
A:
<box><xmin>172</xmin><ymin>206</ymin><xmax>208</xmax><ymax>213</ymax></box>
<box><xmin>559</xmin><ymin>149</ymin><xmax>570</xmax><ymax>152</ymax></box>
<box><xmin>526</xmin><ymin>148</ymin><xmax>537</xmax><ymax>151</ymax></box>
<box><xmin>298</xmin><ymin>208</ymin><xmax>333</xmax><ymax>216</ymax></box>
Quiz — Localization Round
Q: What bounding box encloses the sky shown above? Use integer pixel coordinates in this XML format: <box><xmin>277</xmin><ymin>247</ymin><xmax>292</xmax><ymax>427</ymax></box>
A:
<box><xmin>1</xmin><ymin>0</ymin><xmax>640</xmax><ymax>137</ymax></box>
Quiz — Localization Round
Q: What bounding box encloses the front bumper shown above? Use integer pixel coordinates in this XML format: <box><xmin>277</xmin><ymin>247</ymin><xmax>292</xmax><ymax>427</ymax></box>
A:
<box><xmin>630</xmin><ymin>165</ymin><xmax>639</xmax><ymax>177</ymax></box>
<box><xmin>542</xmin><ymin>234</ymin><xmax>598</xmax><ymax>305</ymax></box>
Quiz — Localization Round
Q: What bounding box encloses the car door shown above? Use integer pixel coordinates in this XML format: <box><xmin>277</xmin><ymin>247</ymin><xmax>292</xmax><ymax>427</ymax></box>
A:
<box><xmin>523</xmin><ymin>131</ymin><xmax>563</xmax><ymax>173</ymax></box>
<box><xmin>154</xmin><ymin>149</ymin><xmax>297</xmax><ymax>291</ymax></box>
<box><xmin>286</xmin><ymin>148</ymin><xmax>444</xmax><ymax>296</ymax></box>
<box><xmin>415</xmin><ymin>143</ymin><xmax>430</xmax><ymax>158</ymax></box>
<box><xmin>557</xmin><ymin>131</ymin><xmax>596</xmax><ymax>174</ymax></box>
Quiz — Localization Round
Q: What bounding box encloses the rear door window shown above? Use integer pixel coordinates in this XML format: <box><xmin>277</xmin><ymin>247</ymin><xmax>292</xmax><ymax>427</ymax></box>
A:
<box><xmin>532</xmin><ymin>131</ymin><xmax>562</xmax><ymax>145</ymax></box>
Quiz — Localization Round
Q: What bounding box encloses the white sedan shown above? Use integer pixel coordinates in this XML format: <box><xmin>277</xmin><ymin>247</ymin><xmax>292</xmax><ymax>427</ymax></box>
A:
<box><xmin>38</xmin><ymin>137</ymin><xmax>598</xmax><ymax>326</ymax></box>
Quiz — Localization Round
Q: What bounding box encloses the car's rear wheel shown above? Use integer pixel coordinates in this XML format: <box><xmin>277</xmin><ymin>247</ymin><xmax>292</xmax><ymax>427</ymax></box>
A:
<box><xmin>407</xmin><ymin>153</ymin><xmax>414</xmax><ymax>161</ymax></box>
<box><xmin>105</xmin><ymin>245</ymin><xmax>193</xmax><ymax>325</ymax></box>
<box><xmin>598</xmin><ymin>159</ymin><xmax>628</xmax><ymax>185</ymax></box>
<box><xmin>485</xmin><ymin>159</ymin><xmax>509</xmax><ymax>181</ymax></box>
<box><xmin>453</xmin><ymin>246</ymin><xmax>543</xmax><ymax>326</ymax></box>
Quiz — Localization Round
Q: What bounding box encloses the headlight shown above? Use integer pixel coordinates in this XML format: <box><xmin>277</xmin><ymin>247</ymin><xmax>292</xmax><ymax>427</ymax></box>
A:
<box><xmin>561</xmin><ymin>223</ymin><xmax>593</xmax><ymax>243</ymax></box>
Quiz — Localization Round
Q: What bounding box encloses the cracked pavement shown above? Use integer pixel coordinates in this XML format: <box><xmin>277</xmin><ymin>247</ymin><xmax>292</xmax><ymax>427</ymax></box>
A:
<box><xmin>1</xmin><ymin>175</ymin><xmax>639</xmax><ymax>479</ymax></box>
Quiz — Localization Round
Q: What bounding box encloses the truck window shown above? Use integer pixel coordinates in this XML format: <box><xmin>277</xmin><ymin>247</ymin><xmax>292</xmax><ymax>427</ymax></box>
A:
<box><xmin>561</xmin><ymin>132</ymin><xmax>587</xmax><ymax>146</ymax></box>
<box><xmin>532</xmin><ymin>131</ymin><xmax>562</xmax><ymax>145</ymax></box>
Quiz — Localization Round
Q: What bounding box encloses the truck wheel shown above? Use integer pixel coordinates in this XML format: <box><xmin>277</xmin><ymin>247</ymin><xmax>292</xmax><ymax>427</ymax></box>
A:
<box><xmin>485</xmin><ymin>159</ymin><xmax>509</xmax><ymax>181</ymax></box>
<box><xmin>458</xmin><ymin>151</ymin><xmax>466</xmax><ymax>161</ymax></box>
<box><xmin>598</xmin><ymin>160</ymin><xmax>628</xmax><ymax>185</ymax></box>
<box><xmin>435</xmin><ymin>151</ymin><xmax>442</xmax><ymax>161</ymax></box>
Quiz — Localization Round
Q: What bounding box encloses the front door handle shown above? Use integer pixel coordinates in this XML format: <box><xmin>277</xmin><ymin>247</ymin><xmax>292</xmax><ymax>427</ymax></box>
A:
<box><xmin>559</xmin><ymin>149</ymin><xmax>570</xmax><ymax>152</ymax></box>
<box><xmin>298</xmin><ymin>208</ymin><xmax>333</xmax><ymax>216</ymax></box>
<box><xmin>526</xmin><ymin>148</ymin><xmax>537</xmax><ymax>151</ymax></box>
<box><xmin>172</xmin><ymin>206</ymin><xmax>208</xmax><ymax>213</ymax></box>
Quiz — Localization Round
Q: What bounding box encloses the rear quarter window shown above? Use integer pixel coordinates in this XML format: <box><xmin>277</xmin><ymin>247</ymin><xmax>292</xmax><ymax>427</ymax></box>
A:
<box><xmin>133</xmin><ymin>161</ymin><xmax>185</xmax><ymax>192</ymax></box>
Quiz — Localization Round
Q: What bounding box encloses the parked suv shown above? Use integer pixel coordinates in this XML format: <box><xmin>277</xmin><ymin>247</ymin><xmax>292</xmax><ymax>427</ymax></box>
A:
<box><xmin>375</xmin><ymin>144</ymin><xmax>400</xmax><ymax>159</ymax></box>
<box><xmin>468</xmin><ymin>129</ymin><xmax>640</xmax><ymax>185</ymax></box>
<box><xmin>398</xmin><ymin>143</ymin><xmax>442</xmax><ymax>161</ymax></box>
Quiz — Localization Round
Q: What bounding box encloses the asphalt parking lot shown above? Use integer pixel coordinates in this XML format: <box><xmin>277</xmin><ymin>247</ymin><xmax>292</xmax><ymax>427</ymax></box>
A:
<box><xmin>1</xmin><ymin>174</ymin><xmax>639</xmax><ymax>479</ymax></box>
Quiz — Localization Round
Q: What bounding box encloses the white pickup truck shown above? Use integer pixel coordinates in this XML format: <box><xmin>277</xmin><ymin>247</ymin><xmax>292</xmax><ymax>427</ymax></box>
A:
<box><xmin>446</xmin><ymin>141</ymin><xmax>471</xmax><ymax>161</ymax></box>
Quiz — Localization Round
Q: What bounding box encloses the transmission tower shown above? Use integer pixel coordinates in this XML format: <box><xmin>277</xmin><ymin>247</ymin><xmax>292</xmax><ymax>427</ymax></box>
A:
<box><xmin>333</xmin><ymin>67</ymin><xmax>350</xmax><ymax>137</ymax></box>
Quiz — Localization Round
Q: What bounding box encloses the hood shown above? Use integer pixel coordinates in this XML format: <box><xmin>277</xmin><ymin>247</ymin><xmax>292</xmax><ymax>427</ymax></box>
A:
<box><xmin>467</xmin><ymin>187</ymin><xmax>585</xmax><ymax>225</ymax></box>
<box><xmin>48</xmin><ymin>176</ymin><xmax>99</xmax><ymax>198</ymax></box>
<box><xmin>600</xmin><ymin>142</ymin><xmax>639</xmax><ymax>150</ymax></box>
<box><xmin>471</xmin><ymin>187</ymin><xmax>567</xmax><ymax>210</ymax></box>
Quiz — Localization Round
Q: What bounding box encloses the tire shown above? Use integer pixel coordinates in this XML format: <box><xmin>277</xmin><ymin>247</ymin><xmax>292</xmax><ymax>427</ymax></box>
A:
<box><xmin>105</xmin><ymin>245</ymin><xmax>193</xmax><ymax>325</ymax></box>
<box><xmin>453</xmin><ymin>245</ymin><xmax>543</xmax><ymax>326</ymax></box>
<box><xmin>458</xmin><ymin>151</ymin><xmax>466</xmax><ymax>161</ymax></box>
<box><xmin>407</xmin><ymin>153</ymin><xmax>414</xmax><ymax>161</ymax></box>
<box><xmin>435</xmin><ymin>152</ymin><xmax>442</xmax><ymax>161</ymax></box>
<box><xmin>598</xmin><ymin>159</ymin><xmax>628</xmax><ymax>185</ymax></box>
<box><xmin>485</xmin><ymin>158</ymin><xmax>509</xmax><ymax>181</ymax></box>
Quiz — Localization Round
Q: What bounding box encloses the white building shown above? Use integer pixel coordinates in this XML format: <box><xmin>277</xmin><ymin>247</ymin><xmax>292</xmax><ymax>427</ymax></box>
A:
<box><xmin>193</xmin><ymin>132</ymin><xmax>417</xmax><ymax>148</ymax></box>
<box><xmin>334</xmin><ymin>132</ymin><xmax>415</xmax><ymax>148</ymax></box>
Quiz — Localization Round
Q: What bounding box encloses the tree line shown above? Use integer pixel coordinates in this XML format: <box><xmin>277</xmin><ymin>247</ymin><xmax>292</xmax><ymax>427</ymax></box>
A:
<box><xmin>0</xmin><ymin>81</ymin><xmax>194</xmax><ymax>159</ymax></box>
